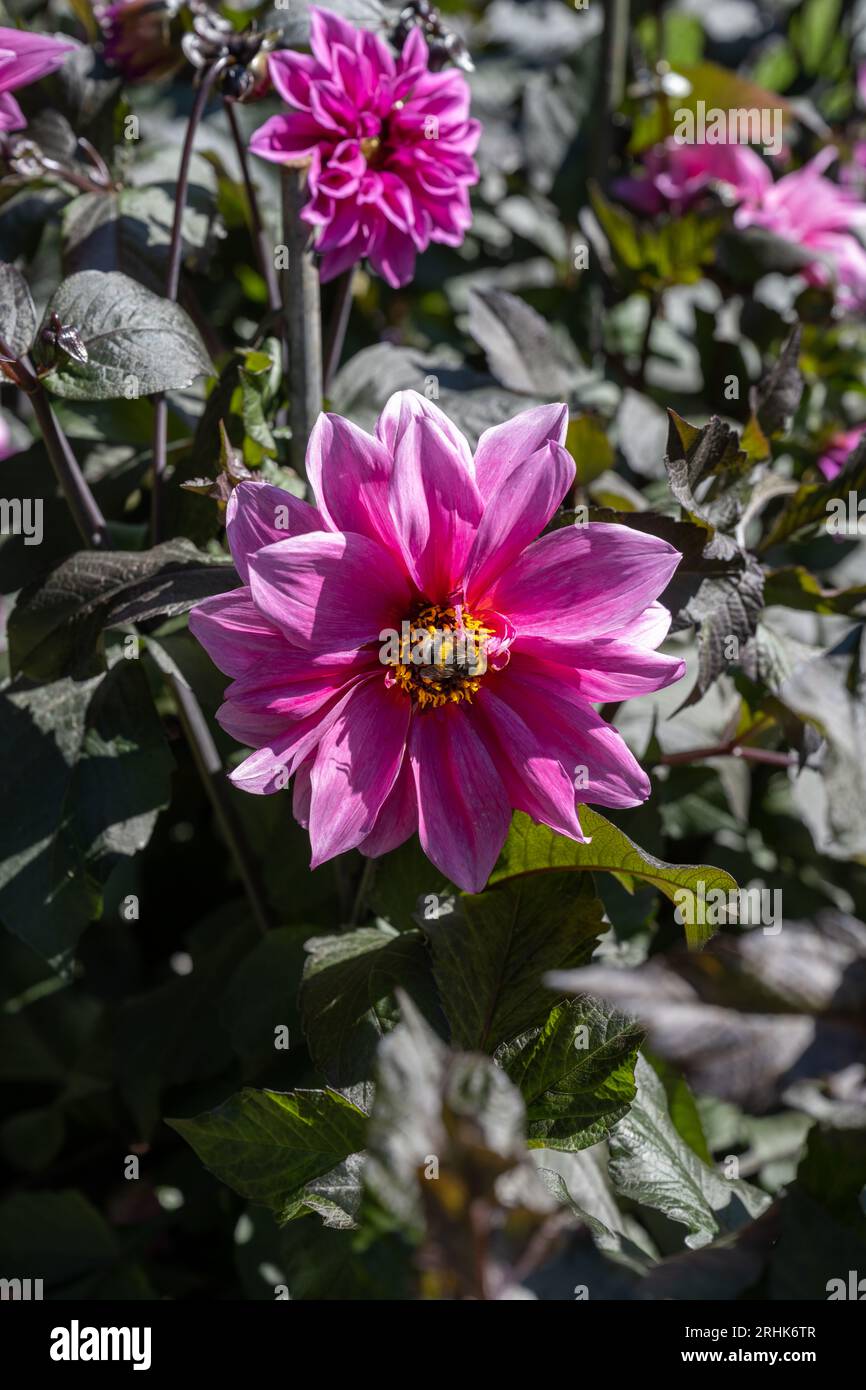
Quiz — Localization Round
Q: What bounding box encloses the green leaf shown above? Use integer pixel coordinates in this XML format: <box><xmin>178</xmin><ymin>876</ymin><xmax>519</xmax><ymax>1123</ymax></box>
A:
<box><xmin>238</xmin><ymin>338</ymin><xmax>281</xmax><ymax>454</ymax></box>
<box><xmin>467</xmin><ymin>287</ymin><xmax>582</xmax><ymax>396</ymax></box>
<box><xmin>762</xmin><ymin>565</ymin><xmax>866</xmax><ymax>615</ymax></box>
<box><xmin>167</xmin><ymin>1088</ymin><xmax>369</xmax><ymax>1221</ymax></box>
<box><xmin>0</xmin><ymin>662</ymin><xmax>173</xmax><ymax>967</ymax></box>
<box><xmin>425</xmin><ymin>871</ymin><xmax>606</xmax><ymax>1052</ymax></box>
<box><xmin>630</xmin><ymin>63</ymin><xmax>791</xmax><ymax>154</ymax></box>
<box><xmin>493</xmin><ymin>810</ymin><xmax>738</xmax><ymax>948</ymax></box>
<box><xmin>0</xmin><ymin>1189</ymin><xmax>151</xmax><ymax>1297</ymax></box>
<box><xmin>0</xmin><ymin>260</ymin><xmax>37</xmax><ymax>358</ymax></box>
<box><xmin>795</xmin><ymin>0</ymin><xmax>843</xmax><ymax>75</ymax></box>
<box><xmin>300</xmin><ymin>927</ymin><xmax>439</xmax><ymax>1086</ymax></box>
<box><xmin>9</xmin><ymin>541</ymin><xmax>238</xmax><ymax>682</ymax></box>
<box><xmin>749</xmin><ymin>323</ymin><xmax>803</xmax><ymax>440</ymax></box>
<box><xmin>496</xmin><ymin>998</ymin><xmax>643</xmax><ymax>1151</ymax></box>
<box><xmin>608</xmin><ymin>1056</ymin><xmax>771</xmax><ymax>1248</ymax></box>
<box><xmin>34</xmin><ymin>270</ymin><xmax>212</xmax><ymax>400</ymax></box>
<box><xmin>62</xmin><ymin>184</ymin><xmax>220</xmax><ymax>292</ymax></box>
<box><xmin>566</xmin><ymin>413</ymin><xmax>614</xmax><ymax>484</ymax></box>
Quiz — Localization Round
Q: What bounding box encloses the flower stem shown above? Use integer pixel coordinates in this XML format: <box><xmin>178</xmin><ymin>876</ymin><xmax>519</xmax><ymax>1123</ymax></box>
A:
<box><xmin>658</xmin><ymin>742</ymin><xmax>798</xmax><ymax>768</ymax></box>
<box><xmin>593</xmin><ymin>0</ymin><xmax>630</xmax><ymax>184</ymax></box>
<box><xmin>281</xmin><ymin>165</ymin><xmax>323</xmax><ymax>484</ymax></box>
<box><xmin>17</xmin><ymin>354</ymin><xmax>110</xmax><ymax>548</ymax></box>
<box><xmin>224</xmin><ymin>98</ymin><xmax>281</xmax><ymax>316</ymax></box>
<box><xmin>322</xmin><ymin>267</ymin><xmax>355</xmax><ymax>396</ymax></box>
<box><xmin>151</xmin><ymin>61</ymin><xmax>226</xmax><ymax>544</ymax></box>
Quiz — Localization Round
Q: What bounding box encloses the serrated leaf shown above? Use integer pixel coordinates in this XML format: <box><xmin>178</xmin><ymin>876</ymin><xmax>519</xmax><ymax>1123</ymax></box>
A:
<box><xmin>300</xmin><ymin>927</ymin><xmax>439</xmax><ymax>1085</ymax></box>
<box><xmin>9</xmin><ymin>541</ymin><xmax>237</xmax><ymax>681</ymax></box>
<box><xmin>35</xmin><ymin>270</ymin><xmax>212</xmax><ymax>399</ymax></box>
<box><xmin>424</xmin><ymin>871</ymin><xmax>606</xmax><ymax>1052</ymax></box>
<box><xmin>496</xmin><ymin>998</ymin><xmax>643</xmax><ymax>1150</ymax></box>
<box><xmin>749</xmin><ymin>323</ymin><xmax>803</xmax><ymax>439</ymax></box>
<box><xmin>493</xmin><ymin>810</ymin><xmax>738</xmax><ymax>948</ymax></box>
<box><xmin>607</xmin><ymin>1057</ymin><xmax>771</xmax><ymax>1248</ymax></box>
<box><xmin>167</xmin><ymin>1088</ymin><xmax>369</xmax><ymax>1221</ymax></box>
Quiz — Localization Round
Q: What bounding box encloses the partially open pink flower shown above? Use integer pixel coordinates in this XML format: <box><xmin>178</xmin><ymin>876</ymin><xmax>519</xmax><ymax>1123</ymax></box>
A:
<box><xmin>612</xmin><ymin>138</ymin><xmax>771</xmax><ymax>216</ymax></box>
<box><xmin>818</xmin><ymin>426</ymin><xmax>864</xmax><ymax>480</ymax></box>
<box><xmin>190</xmin><ymin>394</ymin><xmax>684</xmax><ymax>892</ymax></box>
<box><xmin>0</xmin><ymin>26</ymin><xmax>73</xmax><ymax>132</ymax></box>
<box><xmin>249</xmin><ymin>7</ymin><xmax>480</xmax><ymax>287</ymax></box>
<box><xmin>733</xmin><ymin>148</ymin><xmax>866</xmax><ymax>308</ymax></box>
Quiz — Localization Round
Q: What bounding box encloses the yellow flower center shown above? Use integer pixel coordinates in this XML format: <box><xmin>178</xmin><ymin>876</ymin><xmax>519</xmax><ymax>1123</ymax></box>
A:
<box><xmin>360</xmin><ymin>136</ymin><xmax>381</xmax><ymax>162</ymax></box>
<box><xmin>385</xmin><ymin>602</ymin><xmax>493</xmax><ymax>711</ymax></box>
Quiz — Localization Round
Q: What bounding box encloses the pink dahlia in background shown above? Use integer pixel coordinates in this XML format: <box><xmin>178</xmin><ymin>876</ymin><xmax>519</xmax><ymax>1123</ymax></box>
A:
<box><xmin>249</xmin><ymin>6</ymin><xmax>480</xmax><ymax>287</ymax></box>
<box><xmin>0</xmin><ymin>26</ymin><xmax>72</xmax><ymax>131</ymax></box>
<box><xmin>612</xmin><ymin>138</ymin><xmax>771</xmax><ymax>217</ymax></box>
<box><xmin>818</xmin><ymin>426</ymin><xmax>864</xmax><ymax>480</ymax></box>
<box><xmin>190</xmin><ymin>393</ymin><xmax>684</xmax><ymax>892</ymax></box>
<box><xmin>732</xmin><ymin>148</ymin><xmax>866</xmax><ymax>309</ymax></box>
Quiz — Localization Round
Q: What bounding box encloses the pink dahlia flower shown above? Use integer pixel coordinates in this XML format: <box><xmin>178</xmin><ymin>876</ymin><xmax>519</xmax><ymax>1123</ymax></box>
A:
<box><xmin>0</xmin><ymin>26</ymin><xmax>73</xmax><ymax>132</ymax></box>
<box><xmin>818</xmin><ymin>426</ymin><xmax>864</xmax><ymax>480</ymax></box>
<box><xmin>612</xmin><ymin>138</ymin><xmax>771</xmax><ymax>217</ymax></box>
<box><xmin>732</xmin><ymin>148</ymin><xmax>866</xmax><ymax>309</ymax></box>
<box><xmin>190</xmin><ymin>393</ymin><xmax>684</xmax><ymax>892</ymax></box>
<box><xmin>249</xmin><ymin>7</ymin><xmax>480</xmax><ymax>287</ymax></box>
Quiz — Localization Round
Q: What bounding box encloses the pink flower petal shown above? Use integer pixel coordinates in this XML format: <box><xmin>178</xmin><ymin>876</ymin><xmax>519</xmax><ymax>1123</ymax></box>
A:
<box><xmin>357</xmin><ymin>750</ymin><xmax>418</xmax><ymax>856</ymax></box>
<box><xmin>388</xmin><ymin>412</ymin><xmax>482</xmax><ymax>598</ymax></box>
<box><xmin>465</xmin><ymin>441</ymin><xmax>575</xmax><ymax>600</ymax></box>
<box><xmin>497</xmin><ymin>657</ymin><xmax>651</xmax><ymax>808</ymax></box>
<box><xmin>226</xmin><ymin>481</ymin><xmax>323</xmax><ymax>583</ymax></box>
<box><xmin>248</xmin><ymin>530</ymin><xmax>411</xmax><ymax>652</ymax></box>
<box><xmin>376</xmin><ymin>389</ymin><xmax>474</xmax><ymax>473</ymax></box>
<box><xmin>474</xmin><ymin>686</ymin><xmax>586</xmax><ymax>840</ymax></box>
<box><xmin>514</xmin><ymin>635</ymin><xmax>685</xmax><ymax>700</ymax></box>
<box><xmin>189</xmin><ymin>587</ymin><xmax>287</xmax><ymax>678</ymax></box>
<box><xmin>308</xmin><ymin>678</ymin><xmax>411</xmax><ymax>864</ymax></box>
<box><xmin>305</xmin><ymin>413</ymin><xmax>400</xmax><ymax>554</ymax></box>
<box><xmin>486</xmin><ymin>523</ymin><xmax>681</xmax><ymax>640</ymax></box>
<box><xmin>472</xmin><ymin>403</ymin><xmax>568</xmax><ymax>503</ymax></box>
<box><xmin>409</xmin><ymin>705</ymin><xmax>511</xmax><ymax>891</ymax></box>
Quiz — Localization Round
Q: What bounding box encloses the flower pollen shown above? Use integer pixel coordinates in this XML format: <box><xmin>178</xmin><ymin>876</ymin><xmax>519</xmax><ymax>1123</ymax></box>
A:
<box><xmin>386</xmin><ymin>601</ymin><xmax>492</xmax><ymax>710</ymax></box>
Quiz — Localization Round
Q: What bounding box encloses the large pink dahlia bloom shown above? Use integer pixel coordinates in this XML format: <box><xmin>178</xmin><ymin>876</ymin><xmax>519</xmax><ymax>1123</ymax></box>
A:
<box><xmin>249</xmin><ymin>7</ymin><xmax>480</xmax><ymax>287</ymax></box>
<box><xmin>0</xmin><ymin>26</ymin><xmax>73</xmax><ymax>132</ymax></box>
<box><xmin>190</xmin><ymin>394</ymin><xmax>685</xmax><ymax>892</ymax></box>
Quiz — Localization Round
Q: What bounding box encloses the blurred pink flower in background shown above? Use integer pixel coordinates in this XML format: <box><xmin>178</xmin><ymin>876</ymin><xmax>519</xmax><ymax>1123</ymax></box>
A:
<box><xmin>0</xmin><ymin>25</ymin><xmax>72</xmax><ymax>131</ymax></box>
<box><xmin>250</xmin><ymin>6</ymin><xmax>480</xmax><ymax>287</ymax></box>
<box><xmin>190</xmin><ymin>393</ymin><xmax>685</xmax><ymax>892</ymax></box>
<box><xmin>612</xmin><ymin>138</ymin><xmax>771</xmax><ymax>216</ymax></box>
<box><xmin>818</xmin><ymin>426</ymin><xmax>864</xmax><ymax>479</ymax></box>
<box><xmin>615</xmin><ymin>137</ymin><xmax>866</xmax><ymax>309</ymax></box>
<box><xmin>732</xmin><ymin>148</ymin><xmax>866</xmax><ymax>309</ymax></box>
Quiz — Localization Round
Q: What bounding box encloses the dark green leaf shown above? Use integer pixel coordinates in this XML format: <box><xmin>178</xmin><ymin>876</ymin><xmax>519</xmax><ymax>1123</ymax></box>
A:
<box><xmin>167</xmin><ymin>1088</ymin><xmax>369</xmax><ymax>1221</ymax></box>
<box><xmin>35</xmin><ymin>270</ymin><xmax>212</xmax><ymax>400</ymax></box>
<box><xmin>497</xmin><ymin>997</ymin><xmax>643</xmax><ymax>1150</ymax></box>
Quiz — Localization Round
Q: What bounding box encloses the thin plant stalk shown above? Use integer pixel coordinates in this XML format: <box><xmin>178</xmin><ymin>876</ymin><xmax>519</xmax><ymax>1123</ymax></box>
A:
<box><xmin>224</xmin><ymin>99</ymin><xmax>281</xmax><ymax>316</ymax></box>
<box><xmin>281</xmin><ymin>165</ymin><xmax>323</xmax><ymax>484</ymax></box>
<box><xmin>151</xmin><ymin>60</ymin><xmax>226</xmax><ymax>543</ymax></box>
<box><xmin>322</xmin><ymin>267</ymin><xmax>355</xmax><ymax>396</ymax></box>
